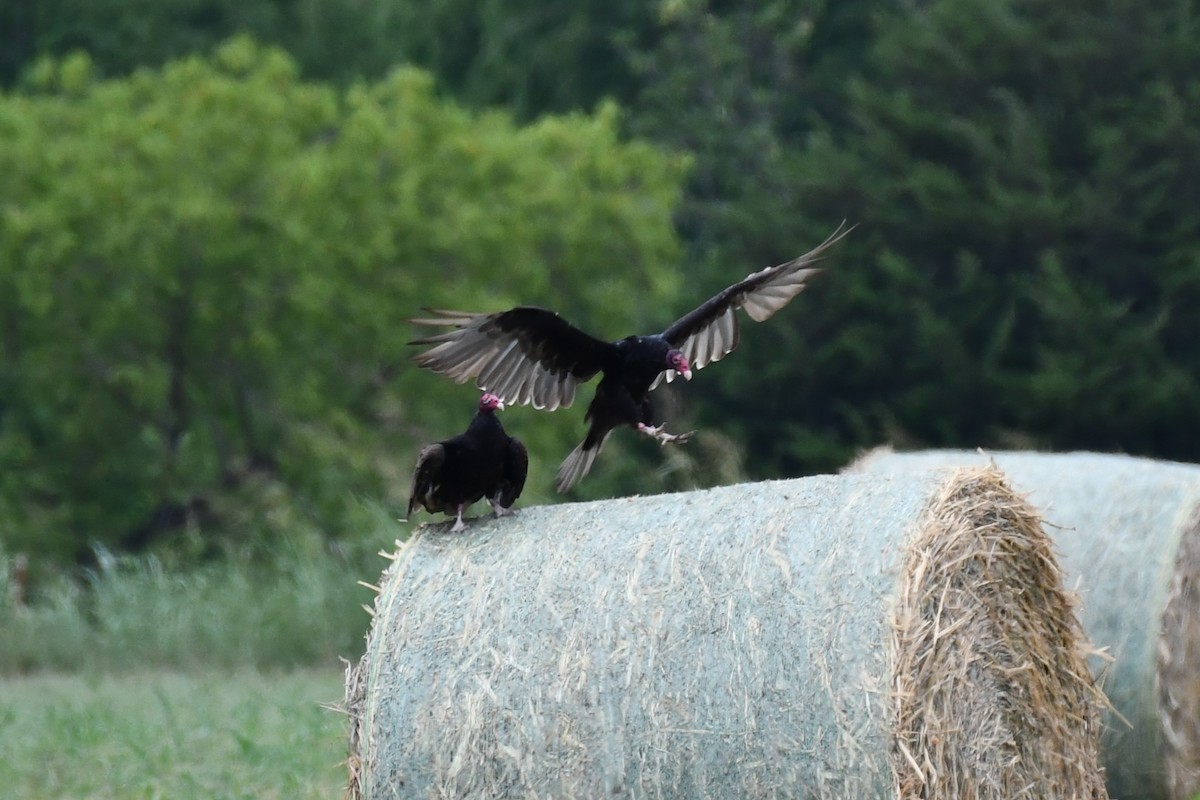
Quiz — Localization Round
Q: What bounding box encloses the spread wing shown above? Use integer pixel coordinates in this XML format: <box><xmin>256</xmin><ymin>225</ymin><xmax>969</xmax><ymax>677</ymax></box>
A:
<box><xmin>409</xmin><ymin>306</ymin><xmax>614</xmax><ymax>411</ymax></box>
<box><xmin>652</xmin><ymin>222</ymin><xmax>853</xmax><ymax>387</ymax></box>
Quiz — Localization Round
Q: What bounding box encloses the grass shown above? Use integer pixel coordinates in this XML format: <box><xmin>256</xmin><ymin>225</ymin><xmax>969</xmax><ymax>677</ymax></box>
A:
<box><xmin>0</xmin><ymin>534</ymin><xmax>393</xmax><ymax>674</ymax></box>
<box><xmin>0</xmin><ymin>517</ymin><xmax>403</xmax><ymax>798</ymax></box>
<box><xmin>0</xmin><ymin>519</ymin><xmax>395</xmax><ymax>796</ymax></box>
<box><xmin>0</xmin><ymin>669</ymin><xmax>348</xmax><ymax>799</ymax></box>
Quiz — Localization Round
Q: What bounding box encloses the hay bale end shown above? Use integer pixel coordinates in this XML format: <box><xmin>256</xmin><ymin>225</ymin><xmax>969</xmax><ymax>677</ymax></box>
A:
<box><xmin>851</xmin><ymin>448</ymin><xmax>1200</xmax><ymax>800</ymax></box>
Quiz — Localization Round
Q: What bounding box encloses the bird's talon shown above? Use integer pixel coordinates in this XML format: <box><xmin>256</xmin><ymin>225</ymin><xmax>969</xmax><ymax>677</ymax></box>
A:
<box><xmin>659</xmin><ymin>429</ymin><xmax>695</xmax><ymax>445</ymax></box>
<box><xmin>639</xmin><ymin>424</ymin><xmax>695</xmax><ymax>445</ymax></box>
<box><xmin>637</xmin><ymin>423</ymin><xmax>662</xmax><ymax>437</ymax></box>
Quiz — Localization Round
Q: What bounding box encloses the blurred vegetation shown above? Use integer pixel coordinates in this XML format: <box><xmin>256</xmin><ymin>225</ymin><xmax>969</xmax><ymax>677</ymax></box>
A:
<box><xmin>0</xmin><ymin>669</ymin><xmax>344</xmax><ymax>797</ymax></box>
<box><xmin>3</xmin><ymin>0</ymin><xmax>1200</xmax><ymax>666</ymax></box>
<box><xmin>0</xmin><ymin>529</ymin><xmax>382</xmax><ymax>672</ymax></box>
<box><xmin>612</xmin><ymin>0</ymin><xmax>1200</xmax><ymax>477</ymax></box>
<box><xmin>0</xmin><ymin>38</ymin><xmax>687</xmax><ymax>568</ymax></box>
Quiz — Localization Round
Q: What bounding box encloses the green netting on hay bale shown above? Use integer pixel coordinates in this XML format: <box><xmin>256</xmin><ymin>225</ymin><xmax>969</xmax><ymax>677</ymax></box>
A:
<box><xmin>345</xmin><ymin>468</ymin><xmax>1108</xmax><ymax>799</ymax></box>
<box><xmin>850</xmin><ymin>448</ymin><xmax>1200</xmax><ymax>800</ymax></box>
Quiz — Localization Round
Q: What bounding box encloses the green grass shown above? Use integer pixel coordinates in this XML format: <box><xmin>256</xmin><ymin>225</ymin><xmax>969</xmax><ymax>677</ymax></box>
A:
<box><xmin>0</xmin><ymin>669</ymin><xmax>348</xmax><ymax>799</ymax></box>
<box><xmin>0</xmin><ymin>518</ymin><xmax>396</xmax><ymax>797</ymax></box>
<box><xmin>0</xmin><ymin>536</ymin><xmax>392</xmax><ymax>674</ymax></box>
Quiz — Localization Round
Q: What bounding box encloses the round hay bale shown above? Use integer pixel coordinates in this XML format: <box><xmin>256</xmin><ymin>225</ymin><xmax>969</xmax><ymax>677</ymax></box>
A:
<box><xmin>850</xmin><ymin>448</ymin><xmax>1200</xmax><ymax>800</ymax></box>
<box><xmin>1160</xmin><ymin>509</ymin><xmax>1200</xmax><ymax>800</ymax></box>
<box><xmin>345</xmin><ymin>468</ymin><xmax>1108</xmax><ymax>799</ymax></box>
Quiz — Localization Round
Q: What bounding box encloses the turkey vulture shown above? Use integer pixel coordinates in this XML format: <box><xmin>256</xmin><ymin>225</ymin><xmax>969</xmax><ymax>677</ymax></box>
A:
<box><xmin>406</xmin><ymin>393</ymin><xmax>529</xmax><ymax>531</ymax></box>
<box><xmin>410</xmin><ymin>222</ymin><xmax>852</xmax><ymax>492</ymax></box>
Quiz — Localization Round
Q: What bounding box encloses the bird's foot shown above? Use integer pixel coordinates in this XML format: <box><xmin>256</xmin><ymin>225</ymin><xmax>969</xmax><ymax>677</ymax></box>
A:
<box><xmin>450</xmin><ymin>506</ymin><xmax>466</xmax><ymax>532</ymax></box>
<box><xmin>488</xmin><ymin>499</ymin><xmax>513</xmax><ymax>518</ymax></box>
<box><xmin>637</xmin><ymin>423</ymin><xmax>696</xmax><ymax>446</ymax></box>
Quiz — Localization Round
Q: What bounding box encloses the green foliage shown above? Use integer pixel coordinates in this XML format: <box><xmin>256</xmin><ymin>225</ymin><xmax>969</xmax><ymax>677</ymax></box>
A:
<box><xmin>761</xmin><ymin>0</ymin><xmax>1200</xmax><ymax>470</ymax></box>
<box><xmin>384</xmin><ymin>0</ymin><xmax>659</xmax><ymax>118</ymax></box>
<box><xmin>31</xmin><ymin>0</ymin><xmax>279</xmax><ymax>76</ymax></box>
<box><xmin>3</xmin><ymin>0</ymin><xmax>417</xmax><ymax>87</ymax></box>
<box><xmin>0</xmin><ymin>39</ymin><xmax>686</xmax><ymax>562</ymax></box>
<box><xmin>615</xmin><ymin>0</ymin><xmax>1200</xmax><ymax>476</ymax></box>
<box><xmin>0</xmin><ymin>670</ymin><xmax>344</xmax><ymax>798</ymax></box>
<box><xmin>7</xmin><ymin>0</ymin><xmax>1200</xmax><ymax>561</ymax></box>
<box><xmin>616</xmin><ymin>0</ymin><xmax>897</xmax><ymax>475</ymax></box>
<box><xmin>627</xmin><ymin>1</ymin><xmax>834</xmax><ymax>258</ymax></box>
<box><xmin>6</xmin><ymin>0</ymin><xmax>655</xmax><ymax>99</ymax></box>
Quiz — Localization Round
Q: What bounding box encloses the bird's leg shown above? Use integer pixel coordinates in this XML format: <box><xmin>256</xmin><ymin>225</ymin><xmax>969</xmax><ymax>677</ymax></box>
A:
<box><xmin>488</xmin><ymin>498</ymin><xmax>512</xmax><ymax>518</ymax></box>
<box><xmin>637</xmin><ymin>422</ymin><xmax>696</xmax><ymax>446</ymax></box>
<box><xmin>450</xmin><ymin>504</ymin><xmax>466</xmax><ymax>532</ymax></box>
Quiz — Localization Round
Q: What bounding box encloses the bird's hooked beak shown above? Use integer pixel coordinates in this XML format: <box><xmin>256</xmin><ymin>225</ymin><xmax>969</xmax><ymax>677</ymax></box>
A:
<box><xmin>495</xmin><ymin>398</ymin><xmax>506</xmax><ymax>410</ymax></box>
<box><xmin>681</xmin><ymin>366</ymin><xmax>693</xmax><ymax>380</ymax></box>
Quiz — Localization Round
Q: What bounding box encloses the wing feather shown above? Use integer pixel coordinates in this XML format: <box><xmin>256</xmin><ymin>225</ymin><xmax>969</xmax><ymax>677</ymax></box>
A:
<box><xmin>687</xmin><ymin>327</ymin><xmax>703</xmax><ymax>373</ymax></box>
<box><xmin>477</xmin><ymin>340</ymin><xmax>520</xmax><ymax>385</ymax></box>
<box><xmin>410</xmin><ymin>307</ymin><xmax>613</xmax><ymax>411</ymax></box>
<box><xmin>494</xmin><ymin>437</ymin><xmax>528</xmax><ymax>509</ymax></box>
<box><xmin>483</xmin><ymin>346</ymin><xmax>526</xmax><ymax>397</ymax></box>
<box><xmin>515</xmin><ymin>371</ymin><xmax>536</xmax><ymax>408</ymax></box>
<box><xmin>716</xmin><ymin>306</ymin><xmax>738</xmax><ymax>359</ymax></box>
<box><xmin>406</xmin><ymin>443</ymin><xmax>446</xmax><ymax>517</ymax></box>
<box><xmin>532</xmin><ymin>368</ymin><xmax>558</xmax><ymax>411</ymax></box>
<box><xmin>657</xmin><ymin>222</ymin><xmax>853</xmax><ymax>377</ymax></box>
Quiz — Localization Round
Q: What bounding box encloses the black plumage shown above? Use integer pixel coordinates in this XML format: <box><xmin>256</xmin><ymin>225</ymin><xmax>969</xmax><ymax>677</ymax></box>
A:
<box><xmin>406</xmin><ymin>393</ymin><xmax>529</xmax><ymax>531</ymax></box>
<box><xmin>410</xmin><ymin>223</ymin><xmax>852</xmax><ymax>492</ymax></box>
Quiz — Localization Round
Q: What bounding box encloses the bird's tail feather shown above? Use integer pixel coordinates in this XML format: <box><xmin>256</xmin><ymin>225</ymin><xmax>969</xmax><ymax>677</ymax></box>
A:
<box><xmin>556</xmin><ymin>432</ymin><xmax>612</xmax><ymax>493</ymax></box>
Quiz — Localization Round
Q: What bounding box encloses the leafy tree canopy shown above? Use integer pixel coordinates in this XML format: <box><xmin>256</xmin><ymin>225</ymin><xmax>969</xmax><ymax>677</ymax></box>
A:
<box><xmin>0</xmin><ymin>38</ymin><xmax>688</xmax><ymax>563</ymax></box>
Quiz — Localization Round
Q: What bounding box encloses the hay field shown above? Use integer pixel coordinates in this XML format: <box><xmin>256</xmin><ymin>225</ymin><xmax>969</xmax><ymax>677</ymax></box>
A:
<box><xmin>0</xmin><ymin>669</ymin><xmax>347</xmax><ymax>799</ymax></box>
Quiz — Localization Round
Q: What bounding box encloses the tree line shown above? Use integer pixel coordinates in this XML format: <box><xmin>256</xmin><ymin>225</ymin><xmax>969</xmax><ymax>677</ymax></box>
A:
<box><xmin>3</xmin><ymin>0</ymin><xmax>1198</xmax><ymax>565</ymax></box>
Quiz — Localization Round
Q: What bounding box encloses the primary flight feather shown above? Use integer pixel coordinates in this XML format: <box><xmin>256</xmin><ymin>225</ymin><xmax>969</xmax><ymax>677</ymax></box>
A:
<box><xmin>410</xmin><ymin>222</ymin><xmax>852</xmax><ymax>492</ymax></box>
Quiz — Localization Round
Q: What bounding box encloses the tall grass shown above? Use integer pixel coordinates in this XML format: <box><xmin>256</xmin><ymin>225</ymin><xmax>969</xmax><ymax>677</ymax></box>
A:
<box><xmin>0</xmin><ymin>516</ymin><xmax>403</xmax><ymax>674</ymax></box>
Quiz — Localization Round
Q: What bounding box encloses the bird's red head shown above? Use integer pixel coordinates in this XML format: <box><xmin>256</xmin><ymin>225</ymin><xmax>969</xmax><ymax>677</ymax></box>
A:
<box><xmin>479</xmin><ymin>393</ymin><xmax>504</xmax><ymax>412</ymax></box>
<box><xmin>666</xmin><ymin>350</ymin><xmax>693</xmax><ymax>380</ymax></box>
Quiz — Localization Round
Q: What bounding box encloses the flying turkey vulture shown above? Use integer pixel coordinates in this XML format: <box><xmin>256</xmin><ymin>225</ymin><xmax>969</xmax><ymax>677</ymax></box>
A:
<box><xmin>406</xmin><ymin>393</ymin><xmax>529</xmax><ymax>531</ymax></box>
<box><xmin>410</xmin><ymin>223</ymin><xmax>852</xmax><ymax>492</ymax></box>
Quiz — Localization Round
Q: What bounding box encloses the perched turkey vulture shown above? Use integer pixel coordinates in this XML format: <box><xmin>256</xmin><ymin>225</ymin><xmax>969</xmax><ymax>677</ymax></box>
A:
<box><xmin>406</xmin><ymin>393</ymin><xmax>529</xmax><ymax>531</ymax></box>
<box><xmin>410</xmin><ymin>223</ymin><xmax>852</xmax><ymax>492</ymax></box>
